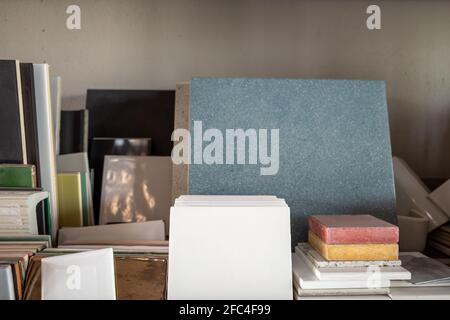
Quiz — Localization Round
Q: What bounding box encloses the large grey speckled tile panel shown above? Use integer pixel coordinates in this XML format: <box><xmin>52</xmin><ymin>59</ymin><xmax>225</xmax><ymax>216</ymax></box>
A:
<box><xmin>188</xmin><ymin>77</ymin><xmax>397</xmax><ymax>248</ymax></box>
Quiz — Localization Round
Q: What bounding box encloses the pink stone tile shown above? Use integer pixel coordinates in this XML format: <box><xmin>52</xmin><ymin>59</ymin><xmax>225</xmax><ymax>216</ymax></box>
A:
<box><xmin>309</xmin><ymin>215</ymin><xmax>399</xmax><ymax>244</ymax></box>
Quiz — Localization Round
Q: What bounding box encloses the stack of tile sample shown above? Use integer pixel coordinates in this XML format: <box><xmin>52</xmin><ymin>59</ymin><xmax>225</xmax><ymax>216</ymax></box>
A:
<box><xmin>293</xmin><ymin>215</ymin><xmax>411</xmax><ymax>299</ymax></box>
<box><xmin>0</xmin><ymin>191</ymin><xmax>50</xmax><ymax>235</ymax></box>
<box><xmin>168</xmin><ymin>195</ymin><xmax>293</xmax><ymax>300</ymax></box>
<box><xmin>23</xmin><ymin>247</ymin><xmax>167</xmax><ymax>300</ymax></box>
<box><xmin>23</xmin><ymin>220</ymin><xmax>168</xmax><ymax>300</ymax></box>
<box><xmin>0</xmin><ymin>235</ymin><xmax>51</xmax><ymax>300</ymax></box>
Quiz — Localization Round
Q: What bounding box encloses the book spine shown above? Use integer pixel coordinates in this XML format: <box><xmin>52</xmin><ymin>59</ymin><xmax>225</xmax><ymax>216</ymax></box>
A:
<box><xmin>32</xmin><ymin>165</ymin><xmax>36</xmax><ymax>188</ymax></box>
<box><xmin>15</xmin><ymin>60</ymin><xmax>28</xmax><ymax>164</ymax></box>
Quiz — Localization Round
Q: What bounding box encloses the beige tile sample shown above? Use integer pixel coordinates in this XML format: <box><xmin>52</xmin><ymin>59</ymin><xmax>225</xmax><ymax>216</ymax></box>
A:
<box><xmin>171</xmin><ymin>82</ymin><xmax>190</xmax><ymax>204</ymax></box>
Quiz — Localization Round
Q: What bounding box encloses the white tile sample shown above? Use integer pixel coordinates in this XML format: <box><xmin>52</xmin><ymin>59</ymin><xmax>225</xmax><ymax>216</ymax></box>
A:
<box><xmin>393</xmin><ymin>157</ymin><xmax>448</xmax><ymax>231</ymax></box>
<box><xmin>294</xmin><ymin>284</ymin><xmax>390</xmax><ymax>297</ymax></box>
<box><xmin>0</xmin><ymin>265</ymin><xmax>15</xmax><ymax>300</ymax></box>
<box><xmin>292</xmin><ymin>253</ymin><xmax>391</xmax><ymax>290</ymax></box>
<box><xmin>34</xmin><ymin>64</ymin><xmax>59</xmax><ymax>239</ymax></box>
<box><xmin>168</xmin><ymin>196</ymin><xmax>292</xmax><ymax>299</ymax></box>
<box><xmin>295</xmin><ymin>247</ymin><xmax>411</xmax><ymax>281</ymax></box>
<box><xmin>41</xmin><ymin>248</ymin><xmax>116</xmax><ymax>300</ymax></box>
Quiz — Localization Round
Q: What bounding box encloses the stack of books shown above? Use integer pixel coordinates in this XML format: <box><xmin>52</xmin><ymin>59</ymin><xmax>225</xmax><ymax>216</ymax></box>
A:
<box><xmin>293</xmin><ymin>215</ymin><xmax>411</xmax><ymax>300</ymax></box>
<box><xmin>0</xmin><ymin>186</ymin><xmax>52</xmax><ymax>300</ymax></box>
<box><xmin>1</xmin><ymin>60</ymin><xmax>60</xmax><ymax>299</ymax></box>
<box><xmin>0</xmin><ymin>235</ymin><xmax>51</xmax><ymax>300</ymax></box>
<box><xmin>0</xmin><ymin>59</ymin><xmax>61</xmax><ymax>240</ymax></box>
<box><xmin>0</xmin><ymin>190</ymin><xmax>50</xmax><ymax>235</ymax></box>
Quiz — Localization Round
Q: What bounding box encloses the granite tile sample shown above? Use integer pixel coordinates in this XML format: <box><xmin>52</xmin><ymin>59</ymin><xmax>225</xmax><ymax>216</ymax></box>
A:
<box><xmin>309</xmin><ymin>231</ymin><xmax>399</xmax><ymax>261</ymax></box>
<box><xmin>188</xmin><ymin>78</ymin><xmax>397</xmax><ymax>247</ymax></box>
<box><xmin>291</xmin><ymin>253</ymin><xmax>391</xmax><ymax>290</ymax></box>
<box><xmin>296</xmin><ymin>243</ymin><xmax>401</xmax><ymax>268</ymax></box>
<box><xmin>309</xmin><ymin>214</ymin><xmax>399</xmax><ymax>244</ymax></box>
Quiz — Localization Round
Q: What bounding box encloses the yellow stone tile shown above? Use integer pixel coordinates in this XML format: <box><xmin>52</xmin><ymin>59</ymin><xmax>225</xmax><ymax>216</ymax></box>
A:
<box><xmin>308</xmin><ymin>231</ymin><xmax>398</xmax><ymax>261</ymax></box>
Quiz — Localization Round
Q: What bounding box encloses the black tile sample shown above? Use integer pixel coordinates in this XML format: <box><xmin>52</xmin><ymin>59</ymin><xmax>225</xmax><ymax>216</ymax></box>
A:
<box><xmin>59</xmin><ymin>110</ymin><xmax>89</xmax><ymax>155</ymax></box>
<box><xmin>86</xmin><ymin>90</ymin><xmax>175</xmax><ymax>156</ymax></box>
<box><xmin>20</xmin><ymin>63</ymin><xmax>41</xmax><ymax>186</ymax></box>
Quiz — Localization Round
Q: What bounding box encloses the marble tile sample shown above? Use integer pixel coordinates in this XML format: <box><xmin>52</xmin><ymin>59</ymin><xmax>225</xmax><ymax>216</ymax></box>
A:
<box><xmin>294</xmin><ymin>286</ymin><xmax>390</xmax><ymax>297</ymax></box>
<box><xmin>309</xmin><ymin>231</ymin><xmax>399</xmax><ymax>261</ymax></box>
<box><xmin>309</xmin><ymin>214</ymin><xmax>399</xmax><ymax>244</ymax></box>
<box><xmin>295</xmin><ymin>247</ymin><xmax>410</xmax><ymax>281</ymax></box>
<box><xmin>188</xmin><ymin>78</ymin><xmax>397</xmax><ymax>246</ymax></box>
<box><xmin>292</xmin><ymin>253</ymin><xmax>391</xmax><ymax>290</ymax></box>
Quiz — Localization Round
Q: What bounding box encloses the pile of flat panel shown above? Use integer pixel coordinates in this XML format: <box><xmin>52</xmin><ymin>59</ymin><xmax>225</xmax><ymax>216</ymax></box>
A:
<box><xmin>293</xmin><ymin>214</ymin><xmax>450</xmax><ymax>300</ymax></box>
<box><xmin>23</xmin><ymin>247</ymin><xmax>167</xmax><ymax>300</ymax></box>
<box><xmin>293</xmin><ymin>215</ymin><xmax>411</xmax><ymax>300</ymax></box>
<box><xmin>0</xmin><ymin>235</ymin><xmax>51</xmax><ymax>300</ymax></box>
<box><xmin>168</xmin><ymin>195</ymin><xmax>293</xmax><ymax>300</ymax></box>
<box><xmin>0</xmin><ymin>191</ymin><xmax>49</xmax><ymax>235</ymax></box>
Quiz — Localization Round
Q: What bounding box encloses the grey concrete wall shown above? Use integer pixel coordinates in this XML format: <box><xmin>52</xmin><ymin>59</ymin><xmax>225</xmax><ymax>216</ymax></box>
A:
<box><xmin>0</xmin><ymin>0</ymin><xmax>449</xmax><ymax>178</ymax></box>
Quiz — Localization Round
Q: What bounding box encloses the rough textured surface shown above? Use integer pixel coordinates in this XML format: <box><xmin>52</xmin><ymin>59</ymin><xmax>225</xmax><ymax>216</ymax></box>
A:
<box><xmin>309</xmin><ymin>215</ymin><xmax>399</xmax><ymax>244</ymax></box>
<box><xmin>309</xmin><ymin>231</ymin><xmax>399</xmax><ymax>261</ymax></box>
<box><xmin>172</xmin><ymin>82</ymin><xmax>190</xmax><ymax>204</ymax></box>
<box><xmin>189</xmin><ymin>77</ymin><xmax>397</xmax><ymax>247</ymax></box>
